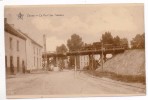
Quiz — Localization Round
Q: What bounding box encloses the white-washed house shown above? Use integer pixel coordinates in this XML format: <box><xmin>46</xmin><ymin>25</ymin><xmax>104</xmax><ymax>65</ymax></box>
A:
<box><xmin>19</xmin><ymin>32</ymin><xmax>43</xmax><ymax>72</ymax></box>
<box><xmin>5</xmin><ymin>19</ymin><xmax>27</xmax><ymax>75</ymax></box>
<box><xmin>5</xmin><ymin>18</ymin><xmax>43</xmax><ymax>75</ymax></box>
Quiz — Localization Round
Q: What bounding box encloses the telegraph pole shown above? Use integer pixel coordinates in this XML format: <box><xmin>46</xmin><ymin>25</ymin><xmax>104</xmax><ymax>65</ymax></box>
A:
<box><xmin>101</xmin><ymin>42</ymin><xmax>104</xmax><ymax>71</ymax></box>
<box><xmin>91</xmin><ymin>54</ymin><xmax>94</xmax><ymax>76</ymax></box>
<box><xmin>43</xmin><ymin>34</ymin><xmax>47</xmax><ymax>70</ymax></box>
<box><xmin>74</xmin><ymin>55</ymin><xmax>77</xmax><ymax>78</ymax></box>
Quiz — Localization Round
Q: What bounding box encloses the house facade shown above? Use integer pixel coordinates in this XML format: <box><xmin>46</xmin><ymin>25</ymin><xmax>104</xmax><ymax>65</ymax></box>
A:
<box><xmin>5</xmin><ymin>20</ymin><xmax>27</xmax><ymax>75</ymax></box>
<box><xmin>79</xmin><ymin>55</ymin><xmax>89</xmax><ymax>70</ymax></box>
<box><xmin>79</xmin><ymin>54</ymin><xmax>100</xmax><ymax>70</ymax></box>
<box><xmin>5</xmin><ymin>18</ymin><xmax>43</xmax><ymax>75</ymax></box>
<box><xmin>23</xmin><ymin>34</ymin><xmax>42</xmax><ymax>72</ymax></box>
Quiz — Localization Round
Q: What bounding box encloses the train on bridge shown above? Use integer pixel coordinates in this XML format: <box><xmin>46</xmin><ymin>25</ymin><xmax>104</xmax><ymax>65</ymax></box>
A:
<box><xmin>42</xmin><ymin>42</ymin><xmax>125</xmax><ymax>58</ymax></box>
<box><xmin>77</xmin><ymin>42</ymin><xmax>125</xmax><ymax>51</ymax></box>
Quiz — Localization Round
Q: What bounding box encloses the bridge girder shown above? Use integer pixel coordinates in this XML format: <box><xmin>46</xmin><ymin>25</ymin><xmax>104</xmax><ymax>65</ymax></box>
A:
<box><xmin>42</xmin><ymin>48</ymin><xmax>125</xmax><ymax>58</ymax></box>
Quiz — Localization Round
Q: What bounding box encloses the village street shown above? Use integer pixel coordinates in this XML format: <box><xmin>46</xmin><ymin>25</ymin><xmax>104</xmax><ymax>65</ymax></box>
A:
<box><xmin>6</xmin><ymin>70</ymin><xmax>145</xmax><ymax>98</ymax></box>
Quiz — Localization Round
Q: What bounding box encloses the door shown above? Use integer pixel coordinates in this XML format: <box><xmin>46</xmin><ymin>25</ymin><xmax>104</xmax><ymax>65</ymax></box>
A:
<box><xmin>5</xmin><ymin>56</ymin><xmax>7</xmax><ymax>73</ymax></box>
<box><xmin>10</xmin><ymin>56</ymin><xmax>14</xmax><ymax>74</ymax></box>
<box><xmin>37</xmin><ymin>58</ymin><xmax>38</xmax><ymax>69</ymax></box>
<box><xmin>22</xmin><ymin>60</ymin><xmax>25</xmax><ymax>73</ymax></box>
<box><xmin>17</xmin><ymin>57</ymin><xmax>19</xmax><ymax>73</ymax></box>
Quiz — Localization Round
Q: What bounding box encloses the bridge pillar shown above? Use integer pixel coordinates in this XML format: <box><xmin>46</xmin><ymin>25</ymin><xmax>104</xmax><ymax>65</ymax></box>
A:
<box><xmin>76</xmin><ymin>55</ymin><xmax>80</xmax><ymax>69</ymax></box>
<box><xmin>75</xmin><ymin>56</ymin><xmax>77</xmax><ymax>71</ymax></box>
<box><xmin>88</xmin><ymin>54</ymin><xmax>91</xmax><ymax>70</ymax></box>
<box><xmin>91</xmin><ymin>54</ymin><xmax>94</xmax><ymax>76</ymax></box>
<box><xmin>56</xmin><ymin>57</ymin><xmax>59</xmax><ymax>67</ymax></box>
<box><xmin>47</xmin><ymin>57</ymin><xmax>49</xmax><ymax>70</ymax></box>
<box><xmin>100</xmin><ymin>54</ymin><xmax>104</xmax><ymax>71</ymax></box>
<box><xmin>91</xmin><ymin>54</ymin><xmax>93</xmax><ymax>70</ymax></box>
<box><xmin>88</xmin><ymin>54</ymin><xmax>94</xmax><ymax>71</ymax></box>
<box><xmin>54</xmin><ymin>57</ymin><xmax>57</xmax><ymax>67</ymax></box>
<box><xmin>103</xmin><ymin>53</ymin><xmax>107</xmax><ymax>62</ymax></box>
<box><xmin>74</xmin><ymin>55</ymin><xmax>77</xmax><ymax>78</ymax></box>
<box><xmin>112</xmin><ymin>48</ymin><xmax>116</xmax><ymax>56</ymax></box>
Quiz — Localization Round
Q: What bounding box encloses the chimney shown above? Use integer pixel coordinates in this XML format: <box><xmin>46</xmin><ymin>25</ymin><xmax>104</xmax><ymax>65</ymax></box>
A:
<box><xmin>4</xmin><ymin>18</ymin><xmax>7</xmax><ymax>24</ymax></box>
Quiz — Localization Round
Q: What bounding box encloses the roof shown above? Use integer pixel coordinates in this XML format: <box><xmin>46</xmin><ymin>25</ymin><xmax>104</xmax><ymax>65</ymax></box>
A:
<box><xmin>18</xmin><ymin>30</ymin><xmax>43</xmax><ymax>48</ymax></box>
<box><xmin>5</xmin><ymin>23</ymin><xmax>26</xmax><ymax>40</ymax></box>
<box><xmin>5</xmin><ymin>20</ymin><xmax>42</xmax><ymax>48</ymax></box>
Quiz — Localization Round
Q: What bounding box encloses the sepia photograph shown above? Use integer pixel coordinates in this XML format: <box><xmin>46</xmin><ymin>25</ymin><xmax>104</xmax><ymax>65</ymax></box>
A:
<box><xmin>4</xmin><ymin>4</ymin><xmax>145</xmax><ymax>98</ymax></box>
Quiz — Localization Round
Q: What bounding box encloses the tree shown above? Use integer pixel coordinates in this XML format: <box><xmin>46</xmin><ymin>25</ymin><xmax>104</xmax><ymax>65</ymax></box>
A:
<box><xmin>101</xmin><ymin>32</ymin><xmax>129</xmax><ymax>49</ymax></box>
<box><xmin>67</xmin><ymin>34</ymin><xmax>84</xmax><ymax>51</ymax></box>
<box><xmin>131</xmin><ymin>33</ymin><xmax>145</xmax><ymax>49</ymax></box>
<box><xmin>101</xmin><ymin>32</ymin><xmax>114</xmax><ymax>44</ymax></box>
<box><xmin>67</xmin><ymin>34</ymin><xmax>84</xmax><ymax>68</ymax></box>
<box><xmin>120</xmin><ymin>38</ymin><xmax>129</xmax><ymax>49</ymax></box>
<box><xmin>56</xmin><ymin>44</ymin><xmax>67</xmax><ymax>54</ymax></box>
<box><xmin>56</xmin><ymin>44</ymin><xmax>67</xmax><ymax>69</ymax></box>
<box><xmin>113</xmin><ymin>36</ymin><xmax>121</xmax><ymax>46</ymax></box>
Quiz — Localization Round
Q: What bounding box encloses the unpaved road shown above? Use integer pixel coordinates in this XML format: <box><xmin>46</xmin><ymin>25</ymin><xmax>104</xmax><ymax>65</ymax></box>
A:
<box><xmin>6</xmin><ymin>70</ymin><xmax>146</xmax><ymax>98</ymax></box>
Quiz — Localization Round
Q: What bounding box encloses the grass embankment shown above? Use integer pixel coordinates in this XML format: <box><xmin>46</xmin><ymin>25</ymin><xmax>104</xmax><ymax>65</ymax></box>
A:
<box><xmin>94</xmin><ymin>49</ymin><xmax>145</xmax><ymax>84</ymax></box>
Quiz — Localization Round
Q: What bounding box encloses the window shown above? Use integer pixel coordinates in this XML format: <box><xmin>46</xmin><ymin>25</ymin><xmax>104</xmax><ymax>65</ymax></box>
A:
<box><xmin>34</xmin><ymin>47</ymin><xmax>35</xmax><ymax>54</ymax></box>
<box><xmin>9</xmin><ymin>37</ymin><xmax>12</xmax><ymax>50</ymax></box>
<box><xmin>17</xmin><ymin>57</ymin><xmax>19</xmax><ymax>72</ymax></box>
<box><xmin>39</xmin><ymin>49</ymin><xmax>40</xmax><ymax>56</ymax></box>
<box><xmin>34</xmin><ymin>57</ymin><xmax>35</xmax><ymax>66</ymax></box>
<box><xmin>40</xmin><ymin>58</ymin><xmax>41</xmax><ymax>67</ymax></box>
<box><xmin>17</xmin><ymin>40</ymin><xmax>19</xmax><ymax>51</ymax></box>
<box><xmin>37</xmin><ymin>58</ymin><xmax>38</xmax><ymax>68</ymax></box>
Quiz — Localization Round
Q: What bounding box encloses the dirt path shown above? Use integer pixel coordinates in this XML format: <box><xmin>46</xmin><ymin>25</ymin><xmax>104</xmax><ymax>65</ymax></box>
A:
<box><xmin>6</xmin><ymin>70</ymin><xmax>146</xmax><ymax>98</ymax></box>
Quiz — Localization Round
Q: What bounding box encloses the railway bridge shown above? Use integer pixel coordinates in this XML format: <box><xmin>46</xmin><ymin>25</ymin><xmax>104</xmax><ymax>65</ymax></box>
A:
<box><xmin>42</xmin><ymin>45</ymin><xmax>125</xmax><ymax>71</ymax></box>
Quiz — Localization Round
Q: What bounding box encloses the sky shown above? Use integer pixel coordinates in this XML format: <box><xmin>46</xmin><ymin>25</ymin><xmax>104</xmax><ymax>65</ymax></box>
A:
<box><xmin>5</xmin><ymin>4</ymin><xmax>144</xmax><ymax>51</ymax></box>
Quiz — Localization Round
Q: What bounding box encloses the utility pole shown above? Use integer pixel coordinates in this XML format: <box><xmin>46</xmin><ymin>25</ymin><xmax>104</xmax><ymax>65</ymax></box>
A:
<box><xmin>43</xmin><ymin>34</ymin><xmax>47</xmax><ymax>70</ymax></box>
<box><xmin>91</xmin><ymin>54</ymin><xmax>94</xmax><ymax>76</ymax></box>
<box><xmin>74</xmin><ymin>55</ymin><xmax>77</xmax><ymax>78</ymax></box>
<box><xmin>101</xmin><ymin>42</ymin><xmax>104</xmax><ymax>71</ymax></box>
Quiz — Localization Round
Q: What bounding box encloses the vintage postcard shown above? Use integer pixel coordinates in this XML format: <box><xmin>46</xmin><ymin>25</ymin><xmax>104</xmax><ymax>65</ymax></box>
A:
<box><xmin>4</xmin><ymin>4</ymin><xmax>145</xmax><ymax>98</ymax></box>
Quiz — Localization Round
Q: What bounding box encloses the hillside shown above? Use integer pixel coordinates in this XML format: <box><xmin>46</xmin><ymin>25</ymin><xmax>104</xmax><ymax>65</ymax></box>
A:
<box><xmin>95</xmin><ymin>49</ymin><xmax>145</xmax><ymax>83</ymax></box>
<box><xmin>102</xmin><ymin>49</ymin><xmax>145</xmax><ymax>76</ymax></box>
